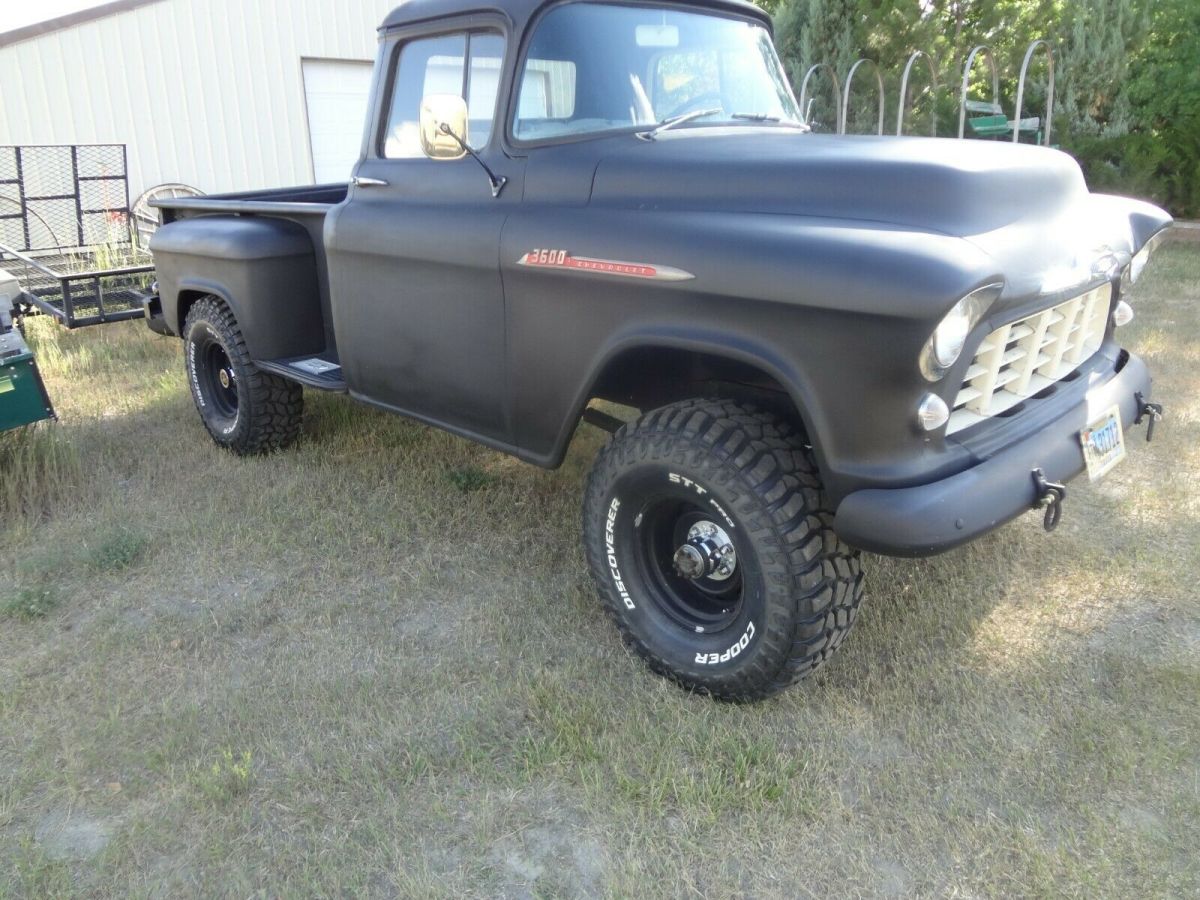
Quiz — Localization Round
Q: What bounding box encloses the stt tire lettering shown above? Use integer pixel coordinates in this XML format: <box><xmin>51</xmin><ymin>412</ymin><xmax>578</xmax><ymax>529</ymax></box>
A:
<box><xmin>669</xmin><ymin>472</ymin><xmax>707</xmax><ymax>495</ymax></box>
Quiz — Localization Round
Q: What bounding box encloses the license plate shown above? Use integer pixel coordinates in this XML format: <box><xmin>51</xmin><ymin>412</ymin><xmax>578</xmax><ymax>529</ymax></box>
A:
<box><xmin>1079</xmin><ymin>405</ymin><xmax>1126</xmax><ymax>480</ymax></box>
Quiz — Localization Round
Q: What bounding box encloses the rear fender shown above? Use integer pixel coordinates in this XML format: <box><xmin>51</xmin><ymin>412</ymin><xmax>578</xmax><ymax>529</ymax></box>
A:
<box><xmin>150</xmin><ymin>216</ymin><xmax>325</xmax><ymax>360</ymax></box>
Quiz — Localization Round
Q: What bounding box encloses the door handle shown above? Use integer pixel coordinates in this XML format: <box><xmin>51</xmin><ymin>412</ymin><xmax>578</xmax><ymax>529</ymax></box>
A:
<box><xmin>352</xmin><ymin>175</ymin><xmax>388</xmax><ymax>187</ymax></box>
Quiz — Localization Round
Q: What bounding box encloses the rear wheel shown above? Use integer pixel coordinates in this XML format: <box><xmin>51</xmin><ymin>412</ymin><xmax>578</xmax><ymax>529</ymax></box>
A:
<box><xmin>183</xmin><ymin>296</ymin><xmax>303</xmax><ymax>454</ymax></box>
<box><xmin>582</xmin><ymin>398</ymin><xmax>863</xmax><ymax>700</ymax></box>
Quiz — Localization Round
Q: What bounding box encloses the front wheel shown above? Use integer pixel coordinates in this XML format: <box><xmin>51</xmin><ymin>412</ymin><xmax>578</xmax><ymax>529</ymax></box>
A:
<box><xmin>183</xmin><ymin>296</ymin><xmax>303</xmax><ymax>454</ymax></box>
<box><xmin>582</xmin><ymin>399</ymin><xmax>863</xmax><ymax>700</ymax></box>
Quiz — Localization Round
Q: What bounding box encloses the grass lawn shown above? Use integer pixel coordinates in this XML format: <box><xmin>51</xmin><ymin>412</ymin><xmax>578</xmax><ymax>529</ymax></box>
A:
<box><xmin>1</xmin><ymin>243</ymin><xmax>1197</xmax><ymax>898</ymax></box>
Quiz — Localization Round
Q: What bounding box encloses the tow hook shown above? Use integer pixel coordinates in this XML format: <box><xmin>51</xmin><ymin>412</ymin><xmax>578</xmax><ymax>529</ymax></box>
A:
<box><xmin>1031</xmin><ymin>467</ymin><xmax>1067</xmax><ymax>532</ymax></box>
<box><xmin>1133</xmin><ymin>392</ymin><xmax>1164</xmax><ymax>442</ymax></box>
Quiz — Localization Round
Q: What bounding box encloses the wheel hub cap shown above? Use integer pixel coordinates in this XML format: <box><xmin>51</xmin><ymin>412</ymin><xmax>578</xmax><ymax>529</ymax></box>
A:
<box><xmin>218</xmin><ymin>368</ymin><xmax>233</xmax><ymax>389</ymax></box>
<box><xmin>672</xmin><ymin>520</ymin><xmax>736</xmax><ymax>582</ymax></box>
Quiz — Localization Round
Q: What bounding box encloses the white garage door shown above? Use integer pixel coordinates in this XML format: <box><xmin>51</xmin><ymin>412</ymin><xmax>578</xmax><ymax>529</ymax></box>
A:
<box><xmin>302</xmin><ymin>59</ymin><xmax>374</xmax><ymax>183</ymax></box>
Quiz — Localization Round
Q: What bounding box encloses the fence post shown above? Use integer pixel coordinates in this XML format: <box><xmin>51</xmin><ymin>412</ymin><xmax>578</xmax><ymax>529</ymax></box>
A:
<box><xmin>1013</xmin><ymin>40</ymin><xmax>1054</xmax><ymax>144</ymax></box>
<box><xmin>799</xmin><ymin>63</ymin><xmax>843</xmax><ymax>133</ymax></box>
<box><xmin>958</xmin><ymin>45</ymin><xmax>1000</xmax><ymax>139</ymax></box>
<box><xmin>896</xmin><ymin>50</ymin><xmax>938</xmax><ymax>136</ymax></box>
<box><xmin>841</xmin><ymin>59</ymin><xmax>885</xmax><ymax>135</ymax></box>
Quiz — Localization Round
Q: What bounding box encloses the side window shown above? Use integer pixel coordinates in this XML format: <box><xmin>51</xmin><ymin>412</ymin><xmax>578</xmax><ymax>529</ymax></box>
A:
<box><xmin>467</xmin><ymin>35</ymin><xmax>504</xmax><ymax>148</ymax></box>
<box><xmin>516</xmin><ymin>59</ymin><xmax>577</xmax><ymax>122</ymax></box>
<box><xmin>382</xmin><ymin>32</ymin><xmax>504</xmax><ymax>159</ymax></box>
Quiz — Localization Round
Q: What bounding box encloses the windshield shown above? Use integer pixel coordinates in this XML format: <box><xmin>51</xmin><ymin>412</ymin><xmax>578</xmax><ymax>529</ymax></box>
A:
<box><xmin>513</xmin><ymin>3</ymin><xmax>801</xmax><ymax>143</ymax></box>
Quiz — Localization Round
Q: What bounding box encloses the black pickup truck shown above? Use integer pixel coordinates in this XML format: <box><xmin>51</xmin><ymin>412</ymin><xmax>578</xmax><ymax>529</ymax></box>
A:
<box><xmin>145</xmin><ymin>0</ymin><xmax>1171</xmax><ymax>700</ymax></box>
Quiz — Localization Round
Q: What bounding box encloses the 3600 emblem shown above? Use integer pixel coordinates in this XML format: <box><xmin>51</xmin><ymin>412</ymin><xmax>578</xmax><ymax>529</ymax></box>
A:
<box><xmin>517</xmin><ymin>249</ymin><xmax>695</xmax><ymax>281</ymax></box>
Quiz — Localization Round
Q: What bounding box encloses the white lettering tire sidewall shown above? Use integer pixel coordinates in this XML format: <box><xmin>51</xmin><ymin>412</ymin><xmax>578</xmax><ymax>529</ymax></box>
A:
<box><xmin>185</xmin><ymin>320</ymin><xmax>242</xmax><ymax>443</ymax></box>
<box><xmin>600</xmin><ymin>466</ymin><xmax>766</xmax><ymax>676</ymax></box>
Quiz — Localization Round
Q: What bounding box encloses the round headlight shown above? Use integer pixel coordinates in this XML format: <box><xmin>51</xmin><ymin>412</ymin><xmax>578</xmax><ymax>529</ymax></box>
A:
<box><xmin>931</xmin><ymin>305</ymin><xmax>971</xmax><ymax>367</ymax></box>
<box><xmin>920</xmin><ymin>283</ymin><xmax>1003</xmax><ymax>381</ymax></box>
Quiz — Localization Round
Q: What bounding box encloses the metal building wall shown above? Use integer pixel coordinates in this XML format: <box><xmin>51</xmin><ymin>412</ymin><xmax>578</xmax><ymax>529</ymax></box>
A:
<box><xmin>0</xmin><ymin>0</ymin><xmax>397</xmax><ymax>203</ymax></box>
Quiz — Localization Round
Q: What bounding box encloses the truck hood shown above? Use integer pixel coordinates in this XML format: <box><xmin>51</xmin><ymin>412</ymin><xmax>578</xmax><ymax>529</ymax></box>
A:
<box><xmin>589</xmin><ymin>129</ymin><xmax>1169</xmax><ymax>296</ymax></box>
<box><xmin>590</xmin><ymin>130</ymin><xmax>1086</xmax><ymax>235</ymax></box>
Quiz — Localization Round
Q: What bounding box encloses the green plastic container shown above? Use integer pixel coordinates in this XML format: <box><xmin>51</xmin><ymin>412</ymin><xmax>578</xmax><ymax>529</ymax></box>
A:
<box><xmin>0</xmin><ymin>331</ymin><xmax>54</xmax><ymax>432</ymax></box>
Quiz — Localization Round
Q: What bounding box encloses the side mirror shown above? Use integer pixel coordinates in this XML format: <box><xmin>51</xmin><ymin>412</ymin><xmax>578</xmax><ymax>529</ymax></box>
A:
<box><xmin>419</xmin><ymin>94</ymin><xmax>469</xmax><ymax>160</ymax></box>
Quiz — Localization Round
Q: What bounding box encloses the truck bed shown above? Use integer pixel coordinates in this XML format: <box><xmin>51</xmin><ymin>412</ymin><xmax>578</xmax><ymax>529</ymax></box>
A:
<box><xmin>149</xmin><ymin>183</ymin><xmax>347</xmax><ymax>375</ymax></box>
<box><xmin>151</xmin><ymin>183</ymin><xmax>347</xmax><ymax>222</ymax></box>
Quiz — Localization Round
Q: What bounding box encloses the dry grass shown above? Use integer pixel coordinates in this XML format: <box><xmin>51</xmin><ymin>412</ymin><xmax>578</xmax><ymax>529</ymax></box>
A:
<box><xmin>1</xmin><ymin>244</ymin><xmax>1197</xmax><ymax>898</ymax></box>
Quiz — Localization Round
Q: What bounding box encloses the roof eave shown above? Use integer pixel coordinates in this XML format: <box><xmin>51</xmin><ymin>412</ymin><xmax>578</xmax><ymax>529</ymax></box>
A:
<box><xmin>0</xmin><ymin>0</ymin><xmax>166</xmax><ymax>50</ymax></box>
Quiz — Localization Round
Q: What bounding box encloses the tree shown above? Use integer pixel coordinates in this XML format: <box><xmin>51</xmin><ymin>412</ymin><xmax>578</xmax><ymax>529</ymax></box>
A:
<box><xmin>773</xmin><ymin>0</ymin><xmax>860</xmax><ymax>129</ymax></box>
<box><xmin>772</xmin><ymin>0</ymin><xmax>1061</xmax><ymax>135</ymax></box>
<box><xmin>1056</xmin><ymin>0</ymin><xmax>1151</xmax><ymax>137</ymax></box>
<box><xmin>1123</xmin><ymin>0</ymin><xmax>1200</xmax><ymax>214</ymax></box>
<box><xmin>764</xmin><ymin>0</ymin><xmax>1192</xmax><ymax>213</ymax></box>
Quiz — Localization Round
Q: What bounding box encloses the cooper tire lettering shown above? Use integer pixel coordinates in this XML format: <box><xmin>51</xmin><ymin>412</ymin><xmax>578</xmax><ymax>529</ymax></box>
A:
<box><xmin>693</xmin><ymin>621</ymin><xmax>756</xmax><ymax>665</ymax></box>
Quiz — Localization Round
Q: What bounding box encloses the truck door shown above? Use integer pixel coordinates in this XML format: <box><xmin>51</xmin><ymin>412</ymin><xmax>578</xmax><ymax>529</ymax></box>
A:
<box><xmin>327</xmin><ymin>24</ymin><xmax>521</xmax><ymax>445</ymax></box>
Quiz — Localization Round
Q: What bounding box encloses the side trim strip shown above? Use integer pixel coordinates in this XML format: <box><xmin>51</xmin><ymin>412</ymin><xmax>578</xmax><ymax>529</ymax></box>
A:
<box><xmin>517</xmin><ymin>250</ymin><xmax>694</xmax><ymax>282</ymax></box>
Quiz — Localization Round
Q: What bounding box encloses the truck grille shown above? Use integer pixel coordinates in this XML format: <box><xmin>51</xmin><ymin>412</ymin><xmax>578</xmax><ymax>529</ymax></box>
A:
<box><xmin>947</xmin><ymin>283</ymin><xmax>1112</xmax><ymax>434</ymax></box>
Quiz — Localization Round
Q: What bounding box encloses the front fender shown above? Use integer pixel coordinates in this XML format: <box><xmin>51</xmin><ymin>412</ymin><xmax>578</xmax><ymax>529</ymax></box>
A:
<box><xmin>500</xmin><ymin>208</ymin><xmax>993</xmax><ymax>498</ymax></box>
<box><xmin>567</xmin><ymin>327</ymin><xmax>828</xmax><ymax>466</ymax></box>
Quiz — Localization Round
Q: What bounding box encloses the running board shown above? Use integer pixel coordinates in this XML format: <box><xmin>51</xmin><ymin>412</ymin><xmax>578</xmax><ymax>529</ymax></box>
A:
<box><xmin>255</xmin><ymin>354</ymin><xmax>347</xmax><ymax>391</ymax></box>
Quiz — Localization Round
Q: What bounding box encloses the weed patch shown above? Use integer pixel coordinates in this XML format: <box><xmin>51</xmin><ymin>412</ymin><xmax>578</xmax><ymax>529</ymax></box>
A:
<box><xmin>88</xmin><ymin>528</ymin><xmax>148</xmax><ymax>572</ymax></box>
<box><xmin>0</xmin><ymin>586</ymin><xmax>61</xmax><ymax>621</ymax></box>
<box><xmin>192</xmin><ymin>748</ymin><xmax>255</xmax><ymax>804</ymax></box>
<box><xmin>446</xmin><ymin>464</ymin><xmax>498</xmax><ymax>492</ymax></box>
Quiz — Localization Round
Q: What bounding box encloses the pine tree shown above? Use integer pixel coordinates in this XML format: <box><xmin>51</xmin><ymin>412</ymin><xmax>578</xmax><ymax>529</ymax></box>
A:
<box><xmin>774</xmin><ymin>0</ymin><xmax>860</xmax><ymax>129</ymax></box>
<box><xmin>1057</xmin><ymin>0</ymin><xmax>1151</xmax><ymax>137</ymax></box>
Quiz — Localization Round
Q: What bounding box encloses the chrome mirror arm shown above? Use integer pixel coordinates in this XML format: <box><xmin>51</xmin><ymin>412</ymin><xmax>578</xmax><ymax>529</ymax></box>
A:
<box><xmin>437</xmin><ymin>123</ymin><xmax>507</xmax><ymax>198</ymax></box>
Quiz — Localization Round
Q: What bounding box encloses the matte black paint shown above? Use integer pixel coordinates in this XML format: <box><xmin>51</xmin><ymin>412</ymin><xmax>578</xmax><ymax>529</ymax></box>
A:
<box><xmin>147</xmin><ymin>0</ymin><xmax>1172</xmax><ymax>557</ymax></box>
<box><xmin>150</xmin><ymin>216</ymin><xmax>324</xmax><ymax>361</ymax></box>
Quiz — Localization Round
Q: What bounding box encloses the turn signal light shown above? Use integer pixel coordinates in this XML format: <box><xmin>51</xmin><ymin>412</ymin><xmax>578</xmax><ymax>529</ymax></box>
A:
<box><xmin>917</xmin><ymin>393</ymin><xmax>950</xmax><ymax>431</ymax></box>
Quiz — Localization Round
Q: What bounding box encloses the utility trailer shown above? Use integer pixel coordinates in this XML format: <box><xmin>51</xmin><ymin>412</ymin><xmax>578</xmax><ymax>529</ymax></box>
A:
<box><xmin>0</xmin><ymin>144</ymin><xmax>155</xmax><ymax>433</ymax></box>
<box><xmin>0</xmin><ymin>144</ymin><xmax>155</xmax><ymax>329</ymax></box>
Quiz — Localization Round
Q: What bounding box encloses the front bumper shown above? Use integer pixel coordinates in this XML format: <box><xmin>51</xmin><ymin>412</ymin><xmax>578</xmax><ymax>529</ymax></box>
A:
<box><xmin>834</xmin><ymin>350</ymin><xmax>1153</xmax><ymax>556</ymax></box>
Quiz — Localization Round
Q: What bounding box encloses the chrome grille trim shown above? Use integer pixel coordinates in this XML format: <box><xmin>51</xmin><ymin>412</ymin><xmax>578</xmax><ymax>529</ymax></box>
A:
<box><xmin>947</xmin><ymin>284</ymin><xmax>1111</xmax><ymax>434</ymax></box>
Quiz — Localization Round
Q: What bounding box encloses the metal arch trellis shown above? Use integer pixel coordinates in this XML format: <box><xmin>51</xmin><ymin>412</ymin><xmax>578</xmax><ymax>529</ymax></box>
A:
<box><xmin>896</xmin><ymin>50</ymin><xmax>939</xmax><ymax>136</ymax></box>
<box><xmin>1013</xmin><ymin>39</ymin><xmax>1054</xmax><ymax>144</ymax></box>
<box><xmin>840</xmin><ymin>58</ymin><xmax>885</xmax><ymax>135</ymax></box>
<box><xmin>798</xmin><ymin>63</ymin><xmax>843</xmax><ymax>134</ymax></box>
<box><xmin>957</xmin><ymin>45</ymin><xmax>1001</xmax><ymax>139</ymax></box>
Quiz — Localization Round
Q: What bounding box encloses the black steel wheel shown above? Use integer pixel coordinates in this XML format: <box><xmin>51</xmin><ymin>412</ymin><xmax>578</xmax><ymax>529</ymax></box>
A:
<box><xmin>583</xmin><ymin>398</ymin><xmax>864</xmax><ymax>701</ymax></box>
<box><xmin>183</xmin><ymin>296</ymin><xmax>303</xmax><ymax>454</ymax></box>
<box><xmin>197</xmin><ymin>338</ymin><xmax>239</xmax><ymax>419</ymax></box>
<box><xmin>633</xmin><ymin>494</ymin><xmax>744</xmax><ymax>634</ymax></box>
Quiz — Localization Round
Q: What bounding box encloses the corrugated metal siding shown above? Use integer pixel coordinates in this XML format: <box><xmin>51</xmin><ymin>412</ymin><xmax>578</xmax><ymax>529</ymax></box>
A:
<box><xmin>0</xmin><ymin>0</ymin><xmax>398</xmax><ymax>203</ymax></box>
